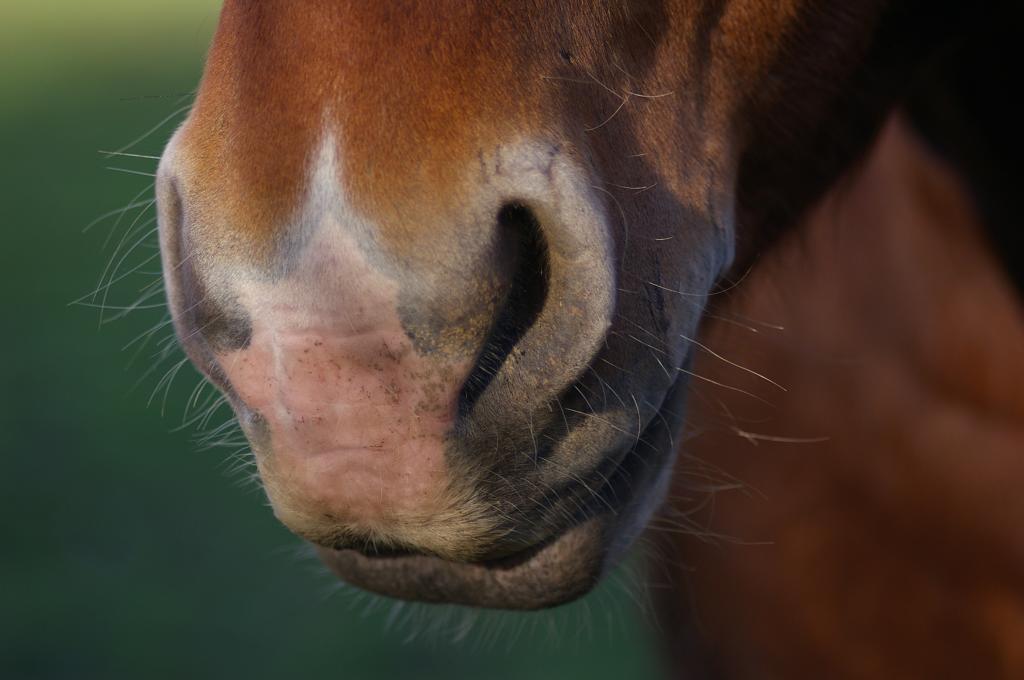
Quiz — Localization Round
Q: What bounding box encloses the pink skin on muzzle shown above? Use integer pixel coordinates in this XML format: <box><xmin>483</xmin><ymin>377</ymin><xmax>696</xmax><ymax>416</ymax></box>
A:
<box><xmin>213</xmin><ymin>221</ymin><xmax>475</xmax><ymax>531</ymax></box>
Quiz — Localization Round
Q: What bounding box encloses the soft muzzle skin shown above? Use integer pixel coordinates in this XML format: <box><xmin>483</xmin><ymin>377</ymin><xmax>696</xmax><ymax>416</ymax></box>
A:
<box><xmin>156</xmin><ymin>0</ymin><xmax>885</xmax><ymax>609</ymax></box>
<box><xmin>158</xmin><ymin>114</ymin><xmax>705</xmax><ymax>604</ymax></box>
<box><xmin>210</xmin><ymin>212</ymin><xmax>484</xmax><ymax>559</ymax></box>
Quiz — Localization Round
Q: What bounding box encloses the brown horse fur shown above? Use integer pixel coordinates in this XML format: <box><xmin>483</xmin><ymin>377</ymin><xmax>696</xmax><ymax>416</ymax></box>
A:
<box><xmin>658</xmin><ymin>116</ymin><xmax>1024</xmax><ymax>678</ymax></box>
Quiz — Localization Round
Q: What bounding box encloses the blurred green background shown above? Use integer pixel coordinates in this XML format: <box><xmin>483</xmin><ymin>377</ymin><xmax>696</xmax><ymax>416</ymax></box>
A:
<box><xmin>1</xmin><ymin>3</ymin><xmax>663</xmax><ymax>678</ymax></box>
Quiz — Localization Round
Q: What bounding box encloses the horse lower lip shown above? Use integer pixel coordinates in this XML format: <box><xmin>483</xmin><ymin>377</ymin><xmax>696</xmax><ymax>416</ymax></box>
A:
<box><xmin>317</xmin><ymin>517</ymin><xmax>607</xmax><ymax>610</ymax></box>
<box><xmin>352</xmin><ymin>535</ymin><xmax>546</xmax><ymax>567</ymax></box>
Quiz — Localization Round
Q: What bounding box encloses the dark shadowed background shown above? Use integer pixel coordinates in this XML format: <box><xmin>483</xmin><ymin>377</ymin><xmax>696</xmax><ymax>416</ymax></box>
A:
<box><xmin>0</xmin><ymin>3</ymin><xmax>663</xmax><ymax>678</ymax></box>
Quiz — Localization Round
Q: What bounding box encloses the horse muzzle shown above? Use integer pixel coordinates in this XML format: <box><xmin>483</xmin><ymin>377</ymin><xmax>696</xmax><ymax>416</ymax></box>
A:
<box><xmin>156</xmin><ymin>132</ymin><xmax>649</xmax><ymax>579</ymax></box>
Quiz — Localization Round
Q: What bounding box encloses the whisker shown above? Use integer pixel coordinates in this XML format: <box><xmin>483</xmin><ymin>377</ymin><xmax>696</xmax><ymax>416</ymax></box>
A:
<box><xmin>98</xmin><ymin>150</ymin><xmax>161</xmax><ymax>160</ymax></box>
<box><xmin>81</xmin><ymin>197</ymin><xmax>153</xmax><ymax>234</ymax></box>
<box><xmin>584</xmin><ymin>92</ymin><xmax>630</xmax><ymax>131</ymax></box>
<box><xmin>104</xmin><ymin>100</ymin><xmax>192</xmax><ymax>157</ymax></box>
<box><xmin>731</xmin><ymin>429</ymin><xmax>830</xmax><ymax>445</ymax></box>
<box><xmin>678</xmin><ymin>331</ymin><xmax>787</xmax><ymax>392</ymax></box>
<box><xmin>106</xmin><ymin>167</ymin><xmax>157</xmax><ymax>178</ymax></box>
<box><xmin>676</xmin><ymin>366</ymin><xmax>772</xmax><ymax>405</ymax></box>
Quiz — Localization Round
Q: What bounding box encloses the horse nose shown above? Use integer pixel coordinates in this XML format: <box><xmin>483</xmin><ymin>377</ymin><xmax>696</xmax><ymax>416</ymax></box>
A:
<box><xmin>157</xmin><ymin>137</ymin><xmax>616</xmax><ymax>558</ymax></box>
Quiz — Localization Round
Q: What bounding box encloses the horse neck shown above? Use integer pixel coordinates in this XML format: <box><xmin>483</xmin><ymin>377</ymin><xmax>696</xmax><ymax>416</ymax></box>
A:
<box><xmin>765</xmin><ymin>114</ymin><xmax>1024</xmax><ymax>421</ymax></box>
<box><xmin>660</xmin><ymin>114</ymin><xmax>1024</xmax><ymax>678</ymax></box>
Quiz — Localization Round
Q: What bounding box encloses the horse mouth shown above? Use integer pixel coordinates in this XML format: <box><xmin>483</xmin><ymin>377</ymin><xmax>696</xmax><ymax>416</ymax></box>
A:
<box><xmin>314</xmin><ymin>376</ymin><xmax>686</xmax><ymax>610</ymax></box>
<box><xmin>317</xmin><ymin>515</ymin><xmax>608</xmax><ymax>610</ymax></box>
<box><xmin>314</xmin><ymin>441</ymin><xmax>626</xmax><ymax>610</ymax></box>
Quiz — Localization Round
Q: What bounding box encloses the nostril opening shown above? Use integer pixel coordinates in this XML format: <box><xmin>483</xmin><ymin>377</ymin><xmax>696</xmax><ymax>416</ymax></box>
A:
<box><xmin>458</xmin><ymin>202</ymin><xmax>551</xmax><ymax>417</ymax></box>
<box><xmin>170</xmin><ymin>221</ymin><xmax>252</xmax><ymax>355</ymax></box>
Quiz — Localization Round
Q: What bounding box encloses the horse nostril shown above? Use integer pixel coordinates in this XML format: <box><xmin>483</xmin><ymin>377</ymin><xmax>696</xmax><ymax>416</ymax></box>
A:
<box><xmin>156</xmin><ymin>155</ymin><xmax>252</xmax><ymax>394</ymax></box>
<box><xmin>458</xmin><ymin>203</ymin><xmax>551</xmax><ymax>416</ymax></box>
